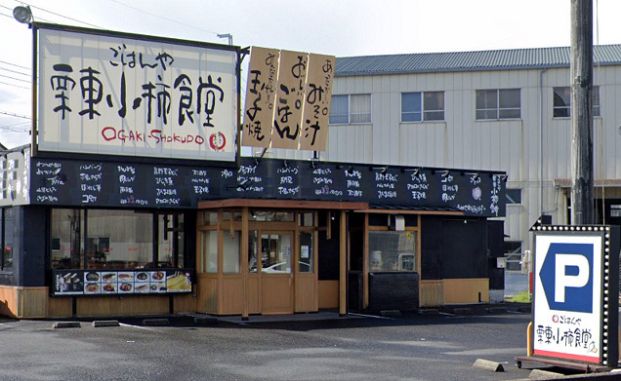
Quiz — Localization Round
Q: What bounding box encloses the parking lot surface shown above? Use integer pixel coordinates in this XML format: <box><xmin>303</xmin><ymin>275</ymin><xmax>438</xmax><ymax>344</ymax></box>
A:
<box><xmin>0</xmin><ymin>310</ymin><xmax>533</xmax><ymax>381</ymax></box>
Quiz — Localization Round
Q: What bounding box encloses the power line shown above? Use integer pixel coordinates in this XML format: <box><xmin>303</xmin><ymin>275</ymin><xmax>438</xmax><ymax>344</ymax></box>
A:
<box><xmin>0</xmin><ymin>124</ymin><xmax>29</xmax><ymax>133</ymax></box>
<box><xmin>0</xmin><ymin>65</ymin><xmax>30</xmax><ymax>77</ymax></box>
<box><xmin>0</xmin><ymin>80</ymin><xmax>30</xmax><ymax>90</ymax></box>
<box><xmin>0</xmin><ymin>111</ymin><xmax>30</xmax><ymax>119</ymax></box>
<box><xmin>0</xmin><ymin>120</ymin><xmax>29</xmax><ymax>128</ymax></box>
<box><xmin>108</xmin><ymin>0</ymin><xmax>221</xmax><ymax>37</ymax></box>
<box><xmin>10</xmin><ymin>0</ymin><xmax>102</xmax><ymax>28</ymax></box>
<box><xmin>0</xmin><ymin>59</ymin><xmax>30</xmax><ymax>71</ymax></box>
<box><xmin>0</xmin><ymin>73</ymin><xmax>30</xmax><ymax>83</ymax></box>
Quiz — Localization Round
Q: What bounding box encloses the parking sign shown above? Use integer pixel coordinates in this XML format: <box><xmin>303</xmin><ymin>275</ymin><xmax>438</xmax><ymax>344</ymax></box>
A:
<box><xmin>532</xmin><ymin>226</ymin><xmax>618</xmax><ymax>366</ymax></box>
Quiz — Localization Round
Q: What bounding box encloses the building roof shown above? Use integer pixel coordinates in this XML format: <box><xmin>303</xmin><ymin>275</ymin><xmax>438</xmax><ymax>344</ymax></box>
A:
<box><xmin>335</xmin><ymin>45</ymin><xmax>621</xmax><ymax>77</ymax></box>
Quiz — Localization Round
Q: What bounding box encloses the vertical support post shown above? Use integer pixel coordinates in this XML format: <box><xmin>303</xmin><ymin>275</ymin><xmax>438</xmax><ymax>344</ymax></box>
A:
<box><xmin>570</xmin><ymin>0</ymin><xmax>594</xmax><ymax>225</ymax></box>
<box><xmin>31</xmin><ymin>24</ymin><xmax>38</xmax><ymax>157</ymax></box>
<box><xmin>362</xmin><ymin>213</ymin><xmax>369</xmax><ymax>309</ymax></box>
<box><xmin>339</xmin><ymin>210</ymin><xmax>347</xmax><ymax>316</ymax></box>
<box><xmin>241</xmin><ymin>207</ymin><xmax>249</xmax><ymax>320</ymax></box>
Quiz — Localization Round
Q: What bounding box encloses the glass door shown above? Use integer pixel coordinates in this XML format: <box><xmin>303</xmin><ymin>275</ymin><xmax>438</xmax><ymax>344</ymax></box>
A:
<box><xmin>259</xmin><ymin>231</ymin><xmax>294</xmax><ymax>314</ymax></box>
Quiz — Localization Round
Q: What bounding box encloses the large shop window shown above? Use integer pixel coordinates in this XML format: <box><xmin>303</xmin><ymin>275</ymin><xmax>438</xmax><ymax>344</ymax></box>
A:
<box><xmin>369</xmin><ymin>231</ymin><xmax>416</xmax><ymax>272</ymax></box>
<box><xmin>51</xmin><ymin>209</ymin><xmax>187</xmax><ymax>270</ymax></box>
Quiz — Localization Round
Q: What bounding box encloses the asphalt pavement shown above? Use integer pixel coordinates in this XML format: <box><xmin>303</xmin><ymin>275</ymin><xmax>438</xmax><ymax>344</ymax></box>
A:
<box><xmin>0</xmin><ymin>309</ymin><xmax>536</xmax><ymax>381</ymax></box>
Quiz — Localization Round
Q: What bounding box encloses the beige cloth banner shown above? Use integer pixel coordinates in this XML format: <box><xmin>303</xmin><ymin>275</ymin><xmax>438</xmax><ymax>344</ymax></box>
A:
<box><xmin>241</xmin><ymin>47</ymin><xmax>280</xmax><ymax>148</ymax></box>
<box><xmin>300</xmin><ymin>54</ymin><xmax>335</xmax><ymax>151</ymax></box>
<box><xmin>271</xmin><ymin>50</ymin><xmax>308</xmax><ymax>149</ymax></box>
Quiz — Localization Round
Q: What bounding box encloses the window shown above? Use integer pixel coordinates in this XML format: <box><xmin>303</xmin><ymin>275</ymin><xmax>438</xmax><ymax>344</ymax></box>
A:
<box><xmin>223</xmin><ymin>231</ymin><xmax>240</xmax><ymax>273</ymax></box>
<box><xmin>249</xmin><ymin>210</ymin><xmax>294</xmax><ymax>222</ymax></box>
<box><xmin>553</xmin><ymin>86</ymin><xmax>600</xmax><ymax>117</ymax></box>
<box><xmin>201</xmin><ymin>231</ymin><xmax>218</xmax><ymax>273</ymax></box>
<box><xmin>87</xmin><ymin>210</ymin><xmax>153</xmax><ymax>269</ymax></box>
<box><xmin>401</xmin><ymin>91</ymin><xmax>444</xmax><ymax>122</ymax></box>
<box><xmin>504</xmin><ymin>241</ymin><xmax>522</xmax><ymax>271</ymax></box>
<box><xmin>261</xmin><ymin>233</ymin><xmax>292</xmax><ymax>273</ymax></box>
<box><xmin>329</xmin><ymin>95</ymin><xmax>349</xmax><ymax>124</ymax></box>
<box><xmin>0</xmin><ymin>207</ymin><xmax>14</xmax><ymax>271</ymax></box>
<box><xmin>369</xmin><ymin>231</ymin><xmax>416</xmax><ymax>272</ymax></box>
<box><xmin>350</xmin><ymin>94</ymin><xmax>371</xmax><ymax>123</ymax></box>
<box><xmin>50</xmin><ymin>208</ymin><xmax>188</xmax><ymax>270</ymax></box>
<box><xmin>476</xmin><ymin>89</ymin><xmax>521</xmax><ymax>120</ymax></box>
<box><xmin>51</xmin><ymin>209</ymin><xmax>84</xmax><ymax>269</ymax></box>
<box><xmin>299</xmin><ymin>231</ymin><xmax>313</xmax><ymax>273</ymax></box>
<box><xmin>506</xmin><ymin>189</ymin><xmax>522</xmax><ymax>204</ymax></box>
<box><xmin>329</xmin><ymin>94</ymin><xmax>371</xmax><ymax>124</ymax></box>
<box><xmin>158</xmin><ymin>213</ymin><xmax>184</xmax><ymax>268</ymax></box>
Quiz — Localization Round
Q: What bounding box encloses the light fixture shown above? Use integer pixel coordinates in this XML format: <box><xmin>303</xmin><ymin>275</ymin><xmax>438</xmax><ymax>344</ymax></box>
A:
<box><xmin>13</xmin><ymin>5</ymin><xmax>32</xmax><ymax>24</ymax></box>
<box><xmin>217</xmin><ymin>33</ymin><xmax>233</xmax><ymax>46</ymax></box>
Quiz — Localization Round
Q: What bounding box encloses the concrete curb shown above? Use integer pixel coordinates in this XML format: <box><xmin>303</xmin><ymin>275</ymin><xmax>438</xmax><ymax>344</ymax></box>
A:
<box><xmin>193</xmin><ymin>317</ymin><xmax>218</xmax><ymax>326</ymax></box>
<box><xmin>528</xmin><ymin>369</ymin><xmax>565</xmax><ymax>379</ymax></box>
<box><xmin>472</xmin><ymin>358</ymin><xmax>504</xmax><ymax>372</ymax></box>
<box><xmin>142</xmin><ymin>318</ymin><xmax>169</xmax><ymax>326</ymax></box>
<box><xmin>92</xmin><ymin>320</ymin><xmax>120</xmax><ymax>328</ymax></box>
<box><xmin>52</xmin><ymin>321</ymin><xmax>81</xmax><ymax>329</ymax></box>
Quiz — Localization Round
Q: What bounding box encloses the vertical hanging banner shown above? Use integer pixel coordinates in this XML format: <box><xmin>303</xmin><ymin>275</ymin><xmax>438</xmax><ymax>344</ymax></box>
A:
<box><xmin>300</xmin><ymin>54</ymin><xmax>335</xmax><ymax>151</ymax></box>
<box><xmin>36</xmin><ymin>24</ymin><xmax>238</xmax><ymax>162</ymax></box>
<box><xmin>241</xmin><ymin>47</ymin><xmax>279</xmax><ymax>148</ymax></box>
<box><xmin>271</xmin><ymin>50</ymin><xmax>308</xmax><ymax>149</ymax></box>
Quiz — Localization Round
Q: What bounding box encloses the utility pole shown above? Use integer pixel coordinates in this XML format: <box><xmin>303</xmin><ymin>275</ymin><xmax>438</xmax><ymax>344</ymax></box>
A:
<box><xmin>570</xmin><ymin>0</ymin><xmax>594</xmax><ymax>225</ymax></box>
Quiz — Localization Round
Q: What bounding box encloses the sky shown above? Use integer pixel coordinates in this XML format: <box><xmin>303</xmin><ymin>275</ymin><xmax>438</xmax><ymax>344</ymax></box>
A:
<box><xmin>1</xmin><ymin>0</ymin><xmax>621</xmax><ymax>148</ymax></box>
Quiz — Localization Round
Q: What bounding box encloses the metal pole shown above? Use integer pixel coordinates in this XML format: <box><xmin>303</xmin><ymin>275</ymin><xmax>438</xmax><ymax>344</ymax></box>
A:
<box><xmin>570</xmin><ymin>0</ymin><xmax>594</xmax><ymax>225</ymax></box>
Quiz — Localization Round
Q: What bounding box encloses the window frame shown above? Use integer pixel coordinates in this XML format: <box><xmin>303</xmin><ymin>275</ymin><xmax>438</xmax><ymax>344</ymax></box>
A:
<box><xmin>329</xmin><ymin>94</ymin><xmax>372</xmax><ymax>125</ymax></box>
<box><xmin>401</xmin><ymin>91</ymin><xmax>445</xmax><ymax>123</ymax></box>
<box><xmin>475</xmin><ymin>88</ymin><xmax>521</xmax><ymax>121</ymax></box>
<box><xmin>553</xmin><ymin>86</ymin><xmax>601</xmax><ymax>118</ymax></box>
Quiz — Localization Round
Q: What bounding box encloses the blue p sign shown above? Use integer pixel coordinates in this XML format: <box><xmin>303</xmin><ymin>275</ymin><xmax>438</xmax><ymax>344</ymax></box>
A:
<box><xmin>539</xmin><ymin>243</ymin><xmax>594</xmax><ymax>313</ymax></box>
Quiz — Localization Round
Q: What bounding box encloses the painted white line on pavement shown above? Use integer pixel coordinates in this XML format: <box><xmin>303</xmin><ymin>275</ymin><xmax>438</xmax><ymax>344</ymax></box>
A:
<box><xmin>119</xmin><ymin>322</ymin><xmax>157</xmax><ymax>331</ymax></box>
<box><xmin>347</xmin><ymin>312</ymin><xmax>393</xmax><ymax>320</ymax></box>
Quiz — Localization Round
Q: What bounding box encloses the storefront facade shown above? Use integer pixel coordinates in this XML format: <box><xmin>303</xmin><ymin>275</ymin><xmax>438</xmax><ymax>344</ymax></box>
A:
<box><xmin>0</xmin><ymin>148</ymin><xmax>506</xmax><ymax>318</ymax></box>
<box><xmin>0</xmin><ymin>22</ymin><xmax>507</xmax><ymax>319</ymax></box>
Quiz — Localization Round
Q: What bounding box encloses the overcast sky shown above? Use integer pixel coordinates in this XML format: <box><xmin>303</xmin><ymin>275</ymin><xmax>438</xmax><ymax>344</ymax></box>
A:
<box><xmin>1</xmin><ymin>0</ymin><xmax>620</xmax><ymax>148</ymax></box>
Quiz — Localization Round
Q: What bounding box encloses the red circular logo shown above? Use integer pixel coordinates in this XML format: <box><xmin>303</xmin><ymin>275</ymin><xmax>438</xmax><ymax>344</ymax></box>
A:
<box><xmin>209</xmin><ymin>132</ymin><xmax>226</xmax><ymax>151</ymax></box>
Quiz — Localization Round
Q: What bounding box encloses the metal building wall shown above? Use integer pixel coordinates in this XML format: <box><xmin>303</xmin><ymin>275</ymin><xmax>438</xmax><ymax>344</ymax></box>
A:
<box><xmin>263</xmin><ymin>64</ymin><xmax>621</xmax><ymax>251</ymax></box>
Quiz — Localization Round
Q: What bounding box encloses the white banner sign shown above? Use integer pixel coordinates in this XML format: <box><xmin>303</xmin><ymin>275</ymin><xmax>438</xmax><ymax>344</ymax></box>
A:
<box><xmin>37</xmin><ymin>27</ymin><xmax>238</xmax><ymax>161</ymax></box>
<box><xmin>533</xmin><ymin>232</ymin><xmax>603</xmax><ymax>363</ymax></box>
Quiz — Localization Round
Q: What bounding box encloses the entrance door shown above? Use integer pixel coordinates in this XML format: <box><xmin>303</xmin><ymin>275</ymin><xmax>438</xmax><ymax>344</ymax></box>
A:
<box><xmin>295</xmin><ymin>230</ymin><xmax>317</xmax><ymax>312</ymax></box>
<box><xmin>259</xmin><ymin>232</ymin><xmax>294</xmax><ymax>314</ymax></box>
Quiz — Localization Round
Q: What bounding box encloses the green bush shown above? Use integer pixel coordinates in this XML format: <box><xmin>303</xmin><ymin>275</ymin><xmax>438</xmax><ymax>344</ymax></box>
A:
<box><xmin>507</xmin><ymin>291</ymin><xmax>532</xmax><ymax>303</ymax></box>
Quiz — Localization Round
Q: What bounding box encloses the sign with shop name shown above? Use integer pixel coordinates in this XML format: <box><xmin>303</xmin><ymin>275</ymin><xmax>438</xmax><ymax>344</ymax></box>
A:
<box><xmin>36</xmin><ymin>25</ymin><xmax>238</xmax><ymax>161</ymax></box>
<box><xmin>532</xmin><ymin>227</ymin><xmax>619</xmax><ymax>366</ymax></box>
